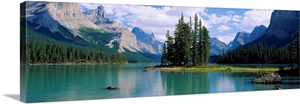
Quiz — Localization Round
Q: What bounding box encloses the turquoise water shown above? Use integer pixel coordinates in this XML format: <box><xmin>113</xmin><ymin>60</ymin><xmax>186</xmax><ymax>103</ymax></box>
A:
<box><xmin>21</xmin><ymin>63</ymin><xmax>300</xmax><ymax>103</ymax></box>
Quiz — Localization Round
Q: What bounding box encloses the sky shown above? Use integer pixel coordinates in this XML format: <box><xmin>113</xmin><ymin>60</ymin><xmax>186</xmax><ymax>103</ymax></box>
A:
<box><xmin>79</xmin><ymin>3</ymin><xmax>273</xmax><ymax>44</ymax></box>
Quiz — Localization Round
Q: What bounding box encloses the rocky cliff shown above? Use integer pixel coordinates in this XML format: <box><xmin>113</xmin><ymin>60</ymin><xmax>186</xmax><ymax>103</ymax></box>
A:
<box><xmin>210</xmin><ymin>37</ymin><xmax>229</xmax><ymax>55</ymax></box>
<box><xmin>230</xmin><ymin>31</ymin><xmax>250</xmax><ymax>49</ymax></box>
<box><xmin>26</xmin><ymin>2</ymin><xmax>99</xmax><ymax>36</ymax></box>
<box><xmin>247</xmin><ymin>25</ymin><xmax>267</xmax><ymax>43</ymax></box>
<box><xmin>247</xmin><ymin>10</ymin><xmax>299</xmax><ymax>47</ymax></box>
<box><xmin>230</xmin><ymin>25</ymin><xmax>267</xmax><ymax>49</ymax></box>
<box><xmin>25</xmin><ymin>2</ymin><xmax>142</xmax><ymax>53</ymax></box>
<box><xmin>83</xmin><ymin>5</ymin><xmax>141</xmax><ymax>53</ymax></box>
<box><xmin>131</xmin><ymin>27</ymin><xmax>163</xmax><ymax>54</ymax></box>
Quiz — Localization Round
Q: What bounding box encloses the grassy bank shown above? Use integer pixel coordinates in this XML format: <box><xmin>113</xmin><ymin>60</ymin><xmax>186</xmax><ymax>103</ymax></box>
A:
<box><xmin>23</xmin><ymin>62</ymin><xmax>128</xmax><ymax>66</ymax></box>
<box><xmin>145</xmin><ymin>65</ymin><xmax>282</xmax><ymax>73</ymax></box>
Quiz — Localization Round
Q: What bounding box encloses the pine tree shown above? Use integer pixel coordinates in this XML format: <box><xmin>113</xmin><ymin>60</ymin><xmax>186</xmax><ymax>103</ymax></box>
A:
<box><xmin>165</xmin><ymin>30</ymin><xmax>174</xmax><ymax>65</ymax></box>
<box><xmin>173</xmin><ymin>14</ymin><xmax>185</xmax><ymax>66</ymax></box>
<box><xmin>192</xmin><ymin>13</ymin><xmax>199</xmax><ymax>66</ymax></box>
<box><xmin>161</xmin><ymin>42</ymin><xmax>168</xmax><ymax>65</ymax></box>
<box><xmin>289</xmin><ymin>33</ymin><xmax>297</xmax><ymax>69</ymax></box>
<box><xmin>203</xmin><ymin>26</ymin><xmax>210</xmax><ymax>65</ymax></box>
<box><xmin>198</xmin><ymin>18</ymin><xmax>204</xmax><ymax>65</ymax></box>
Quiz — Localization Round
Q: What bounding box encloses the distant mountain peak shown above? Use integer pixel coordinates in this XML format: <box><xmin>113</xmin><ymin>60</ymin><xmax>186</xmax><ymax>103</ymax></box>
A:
<box><xmin>132</xmin><ymin>27</ymin><xmax>163</xmax><ymax>54</ymax></box>
<box><xmin>247</xmin><ymin>25</ymin><xmax>267</xmax><ymax>42</ymax></box>
<box><xmin>245</xmin><ymin>10</ymin><xmax>300</xmax><ymax>47</ymax></box>
<box><xmin>230</xmin><ymin>31</ymin><xmax>250</xmax><ymax>49</ymax></box>
<box><xmin>210</xmin><ymin>37</ymin><xmax>229</xmax><ymax>55</ymax></box>
<box><xmin>83</xmin><ymin>5</ymin><xmax>111</xmax><ymax>25</ymax></box>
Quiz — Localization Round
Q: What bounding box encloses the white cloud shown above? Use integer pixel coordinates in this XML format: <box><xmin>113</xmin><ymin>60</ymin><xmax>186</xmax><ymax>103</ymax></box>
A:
<box><xmin>218</xmin><ymin>25</ymin><xmax>232</xmax><ymax>32</ymax></box>
<box><xmin>216</xmin><ymin>33</ymin><xmax>236</xmax><ymax>44</ymax></box>
<box><xmin>232</xmin><ymin>15</ymin><xmax>242</xmax><ymax>22</ymax></box>
<box><xmin>205</xmin><ymin>13</ymin><xmax>232</xmax><ymax>28</ymax></box>
<box><xmin>237</xmin><ymin>9</ymin><xmax>273</xmax><ymax>32</ymax></box>
<box><xmin>98</xmin><ymin>4</ymin><xmax>207</xmax><ymax>42</ymax></box>
<box><xmin>79</xmin><ymin>3</ymin><xmax>100</xmax><ymax>10</ymax></box>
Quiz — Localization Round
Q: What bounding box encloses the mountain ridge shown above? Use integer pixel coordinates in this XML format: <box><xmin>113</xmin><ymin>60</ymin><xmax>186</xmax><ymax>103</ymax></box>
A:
<box><xmin>210</xmin><ymin>37</ymin><xmax>229</xmax><ymax>55</ymax></box>
<box><xmin>132</xmin><ymin>27</ymin><xmax>163</xmax><ymax>54</ymax></box>
<box><xmin>23</xmin><ymin>1</ymin><xmax>162</xmax><ymax>62</ymax></box>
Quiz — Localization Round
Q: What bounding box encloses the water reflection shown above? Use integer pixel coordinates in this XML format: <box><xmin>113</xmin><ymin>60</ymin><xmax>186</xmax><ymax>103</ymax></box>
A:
<box><xmin>21</xmin><ymin>64</ymin><xmax>300</xmax><ymax>103</ymax></box>
<box><xmin>161</xmin><ymin>72</ymin><xmax>210</xmax><ymax>95</ymax></box>
<box><xmin>22</xmin><ymin>63</ymin><xmax>165</xmax><ymax>102</ymax></box>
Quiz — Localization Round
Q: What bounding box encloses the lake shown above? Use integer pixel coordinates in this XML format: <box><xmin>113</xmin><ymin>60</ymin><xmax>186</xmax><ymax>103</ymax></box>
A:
<box><xmin>21</xmin><ymin>63</ymin><xmax>300</xmax><ymax>103</ymax></box>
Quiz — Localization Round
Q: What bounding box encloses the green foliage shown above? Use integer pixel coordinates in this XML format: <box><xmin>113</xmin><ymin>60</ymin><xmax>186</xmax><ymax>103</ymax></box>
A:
<box><xmin>202</xmin><ymin>27</ymin><xmax>210</xmax><ymax>65</ymax></box>
<box><xmin>191</xmin><ymin>13</ymin><xmax>199</xmax><ymax>66</ymax></box>
<box><xmin>217</xmin><ymin>43</ymin><xmax>296</xmax><ymax>64</ymax></box>
<box><xmin>79</xmin><ymin>27</ymin><xmax>114</xmax><ymax>45</ymax></box>
<box><xmin>24</xmin><ymin>37</ymin><xmax>127</xmax><ymax>64</ymax></box>
<box><xmin>288</xmin><ymin>33</ymin><xmax>297</xmax><ymax>69</ymax></box>
<box><xmin>160</xmin><ymin>13</ymin><xmax>210</xmax><ymax>66</ymax></box>
<box><xmin>161</xmin><ymin>42</ymin><xmax>168</xmax><ymax>65</ymax></box>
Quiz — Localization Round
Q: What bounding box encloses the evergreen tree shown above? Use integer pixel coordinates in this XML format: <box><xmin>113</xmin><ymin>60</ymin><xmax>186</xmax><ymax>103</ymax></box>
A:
<box><xmin>198</xmin><ymin>18</ymin><xmax>204</xmax><ymax>65</ymax></box>
<box><xmin>203</xmin><ymin>26</ymin><xmax>210</xmax><ymax>65</ymax></box>
<box><xmin>289</xmin><ymin>33</ymin><xmax>297</xmax><ymax>69</ymax></box>
<box><xmin>192</xmin><ymin>13</ymin><xmax>199</xmax><ymax>66</ymax></box>
<box><xmin>161</xmin><ymin>42</ymin><xmax>168</xmax><ymax>65</ymax></box>
<box><xmin>173</xmin><ymin>14</ymin><xmax>185</xmax><ymax>66</ymax></box>
<box><xmin>166</xmin><ymin>30</ymin><xmax>174</xmax><ymax>65</ymax></box>
<box><xmin>161</xmin><ymin>13</ymin><xmax>210</xmax><ymax>66</ymax></box>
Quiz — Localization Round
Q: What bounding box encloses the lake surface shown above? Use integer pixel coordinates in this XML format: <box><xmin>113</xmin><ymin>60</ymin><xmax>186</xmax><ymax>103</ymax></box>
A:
<box><xmin>21</xmin><ymin>63</ymin><xmax>300</xmax><ymax>103</ymax></box>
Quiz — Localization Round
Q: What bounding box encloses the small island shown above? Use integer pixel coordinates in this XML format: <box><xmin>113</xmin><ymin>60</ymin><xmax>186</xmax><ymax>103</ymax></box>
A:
<box><xmin>145</xmin><ymin>65</ymin><xmax>280</xmax><ymax>73</ymax></box>
<box><xmin>145</xmin><ymin>13</ymin><xmax>299</xmax><ymax>83</ymax></box>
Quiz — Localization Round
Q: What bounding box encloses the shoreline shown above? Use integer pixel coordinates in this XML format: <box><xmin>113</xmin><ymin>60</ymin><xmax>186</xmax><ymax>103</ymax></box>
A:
<box><xmin>144</xmin><ymin>65</ymin><xmax>282</xmax><ymax>73</ymax></box>
<box><xmin>21</xmin><ymin>62</ymin><xmax>128</xmax><ymax>66</ymax></box>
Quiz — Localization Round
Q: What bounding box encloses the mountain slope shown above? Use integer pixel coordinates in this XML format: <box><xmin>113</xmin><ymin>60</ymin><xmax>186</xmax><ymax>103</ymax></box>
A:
<box><xmin>246</xmin><ymin>10</ymin><xmax>300</xmax><ymax>47</ymax></box>
<box><xmin>131</xmin><ymin>27</ymin><xmax>163</xmax><ymax>54</ymax></box>
<box><xmin>247</xmin><ymin>25</ymin><xmax>267</xmax><ymax>43</ymax></box>
<box><xmin>230</xmin><ymin>31</ymin><xmax>250</xmax><ymax>49</ymax></box>
<box><xmin>210</xmin><ymin>38</ymin><xmax>229</xmax><ymax>55</ymax></box>
<box><xmin>83</xmin><ymin>6</ymin><xmax>141</xmax><ymax>53</ymax></box>
<box><xmin>23</xmin><ymin>1</ymin><xmax>160</xmax><ymax>62</ymax></box>
<box><xmin>26</xmin><ymin>2</ymin><xmax>99</xmax><ymax>36</ymax></box>
<box><xmin>229</xmin><ymin>25</ymin><xmax>267</xmax><ymax>49</ymax></box>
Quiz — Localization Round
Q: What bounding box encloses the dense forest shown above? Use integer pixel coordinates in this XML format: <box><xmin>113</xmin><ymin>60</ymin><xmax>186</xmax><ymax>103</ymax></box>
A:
<box><xmin>21</xmin><ymin>37</ymin><xmax>127</xmax><ymax>64</ymax></box>
<box><xmin>161</xmin><ymin>13</ymin><xmax>210</xmax><ymax>66</ymax></box>
<box><xmin>217</xmin><ymin>33</ymin><xmax>299</xmax><ymax>69</ymax></box>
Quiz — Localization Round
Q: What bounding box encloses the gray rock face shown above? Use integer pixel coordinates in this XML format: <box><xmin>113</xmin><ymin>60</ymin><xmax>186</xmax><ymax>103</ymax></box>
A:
<box><xmin>252</xmin><ymin>73</ymin><xmax>282</xmax><ymax>84</ymax></box>
<box><xmin>230</xmin><ymin>31</ymin><xmax>250</xmax><ymax>49</ymax></box>
<box><xmin>132</xmin><ymin>27</ymin><xmax>163</xmax><ymax>54</ymax></box>
<box><xmin>247</xmin><ymin>25</ymin><xmax>267</xmax><ymax>43</ymax></box>
<box><xmin>210</xmin><ymin>37</ymin><xmax>229</xmax><ymax>55</ymax></box>
<box><xmin>26</xmin><ymin>1</ymin><xmax>142</xmax><ymax>53</ymax></box>
<box><xmin>83</xmin><ymin>5</ymin><xmax>141</xmax><ymax>53</ymax></box>
<box><xmin>266</xmin><ymin>10</ymin><xmax>299</xmax><ymax>39</ymax></box>
<box><xmin>26</xmin><ymin>2</ymin><xmax>99</xmax><ymax>36</ymax></box>
<box><xmin>83</xmin><ymin>6</ymin><xmax>117</xmax><ymax>26</ymax></box>
<box><xmin>247</xmin><ymin>10</ymin><xmax>300</xmax><ymax>47</ymax></box>
<box><xmin>229</xmin><ymin>25</ymin><xmax>266</xmax><ymax>49</ymax></box>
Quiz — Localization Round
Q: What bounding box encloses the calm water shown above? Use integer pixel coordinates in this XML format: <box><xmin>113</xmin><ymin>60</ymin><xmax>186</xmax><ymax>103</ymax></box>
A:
<box><xmin>21</xmin><ymin>63</ymin><xmax>300</xmax><ymax>103</ymax></box>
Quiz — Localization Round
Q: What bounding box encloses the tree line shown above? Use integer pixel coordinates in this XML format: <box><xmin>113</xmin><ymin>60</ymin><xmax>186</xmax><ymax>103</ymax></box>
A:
<box><xmin>217</xmin><ymin>33</ymin><xmax>299</xmax><ymax>69</ymax></box>
<box><xmin>22</xmin><ymin>37</ymin><xmax>127</xmax><ymax>64</ymax></box>
<box><xmin>161</xmin><ymin>13</ymin><xmax>210</xmax><ymax>66</ymax></box>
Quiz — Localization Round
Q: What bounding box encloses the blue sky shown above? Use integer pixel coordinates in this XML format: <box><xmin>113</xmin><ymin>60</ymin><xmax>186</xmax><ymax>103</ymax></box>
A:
<box><xmin>79</xmin><ymin>3</ymin><xmax>273</xmax><ymax>44</ymax></box>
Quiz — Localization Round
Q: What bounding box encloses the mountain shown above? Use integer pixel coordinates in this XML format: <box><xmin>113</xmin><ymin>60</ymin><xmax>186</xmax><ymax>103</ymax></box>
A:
<box><xmin>247</xmin><ymin>25</ymin><xmax>267</xmax><ymax>42</ymax></box>
<box><xmin>23</xmin><ymin>1</ymin><xmax>161</xmax><ymax>62</ymax></box>
<box><xmin>246</xmin><ymin>10</ymin><xmax>300</xmax><ymax>47</ymax></box>
<box><xmin>229</xmin><ymin>25</ymin><xmax>267</xmax><ymax>49</ymax></box>
<box><xmin>83</xmin><ymin>5</ymin><xmax>141</xmax><ymax>53</ymax></box>
<box><xmin>25</xmin><ymin>2</ymin><xmax>99</xmax><ymax>36</ymax></box>
<box><xmin>210</xmin><ymin>38</ymin><xmax>229</xmax><ymax>55</ymax></box>
<box><xmin>131</xmin><ymin>27</ymin><xmax>163</xmax><ymax>54</ymax></box>
<box><xmin>229</xmin><ymin>31</ymin><xmax>250</xmax><ymax>49</ymax></box>
<box><xmin>228</xmin><ymin>41</ymin><xmax>233</xmax><ymax>47</ymax></box>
